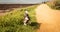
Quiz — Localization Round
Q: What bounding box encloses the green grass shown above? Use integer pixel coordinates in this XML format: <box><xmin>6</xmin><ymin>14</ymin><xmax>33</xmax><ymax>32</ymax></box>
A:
<box><xmin>0</xmin><ymin>5</ymin><xmax>40</xmax><ymax>32</ymax></box>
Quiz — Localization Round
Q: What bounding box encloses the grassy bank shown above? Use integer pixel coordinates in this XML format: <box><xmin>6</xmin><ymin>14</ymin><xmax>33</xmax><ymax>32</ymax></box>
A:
<box><xmin>0</xmin><ymin>5</ymin><xmax>39</xmax><ymax>32</ymax></box>
<box><xmin>46</xmin><ymin>0</ymin><xmax>60</xmax><ymax>10</ymax></box>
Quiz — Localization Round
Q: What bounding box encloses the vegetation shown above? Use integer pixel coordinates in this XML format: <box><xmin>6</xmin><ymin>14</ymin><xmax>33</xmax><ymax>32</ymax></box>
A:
<box><xmin>46</xmin><ymin>0</ymin><xmax>60</xmax><ymax>10</ymax></box>
<box><xmin>55</xmin><ymin>0</ymin><xmax>60</xmax><ymax>10</ymax></box>
<box><xmin>0</xmin><ymin>5</ymin><xmax>39</xmax><ymax>32</ymax></box>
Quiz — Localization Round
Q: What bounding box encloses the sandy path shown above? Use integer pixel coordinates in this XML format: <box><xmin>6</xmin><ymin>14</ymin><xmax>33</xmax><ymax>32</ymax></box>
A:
<box><xmin>35</xmin><ymin>4</ymin><xmax>60</xmax><ymax>32</ymax></box>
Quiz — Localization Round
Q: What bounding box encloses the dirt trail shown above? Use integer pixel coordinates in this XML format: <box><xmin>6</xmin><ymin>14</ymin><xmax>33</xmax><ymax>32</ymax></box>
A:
<box><xmin>35</xmin><ymin>4</ymin><xmax>60</xmax><ymax>32</ymax></box>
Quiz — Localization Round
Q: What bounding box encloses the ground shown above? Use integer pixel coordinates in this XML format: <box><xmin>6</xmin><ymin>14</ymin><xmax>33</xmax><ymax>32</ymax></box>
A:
<box><xmin>35</xmin><ymin>4</ymin><xmax>60</xmax><ymax>32</ymax></box>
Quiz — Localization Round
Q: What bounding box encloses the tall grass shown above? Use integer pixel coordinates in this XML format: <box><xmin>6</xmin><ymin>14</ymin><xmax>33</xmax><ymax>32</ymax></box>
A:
<box><xmin>0</xmin><ymin>5</ymin><xmax>39</xmax><ymax>32</ymax></box>
<box><xmin>46</xmin><ymin>0</ymin><xmax>60</xmax><ymax>10</ymax></box>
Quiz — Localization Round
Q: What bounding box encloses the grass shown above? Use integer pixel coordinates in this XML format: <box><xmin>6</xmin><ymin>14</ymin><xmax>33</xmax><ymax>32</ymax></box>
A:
<box><xmin>46</xmin><ymin>1</ymin><xmax>60</xmax><ymax>10</ymax></box>
<box><xmin>0</xmin><ymin>5</ymin><xmax>40</xmax><ymax>32</ymax></box>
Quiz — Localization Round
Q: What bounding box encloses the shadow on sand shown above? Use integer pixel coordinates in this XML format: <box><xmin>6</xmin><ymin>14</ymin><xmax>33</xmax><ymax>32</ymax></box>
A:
<box><xmin>29</xmin><ymin>22</ymin><xmax>41</xmax><ymax>29</ymax></box>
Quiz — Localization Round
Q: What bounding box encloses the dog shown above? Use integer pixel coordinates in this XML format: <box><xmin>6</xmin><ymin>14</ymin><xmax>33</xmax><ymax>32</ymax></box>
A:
<box><xmin>23</xmin><ymin>10</ymin><xmax>30</xmax><ymax>25</ymax></box>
